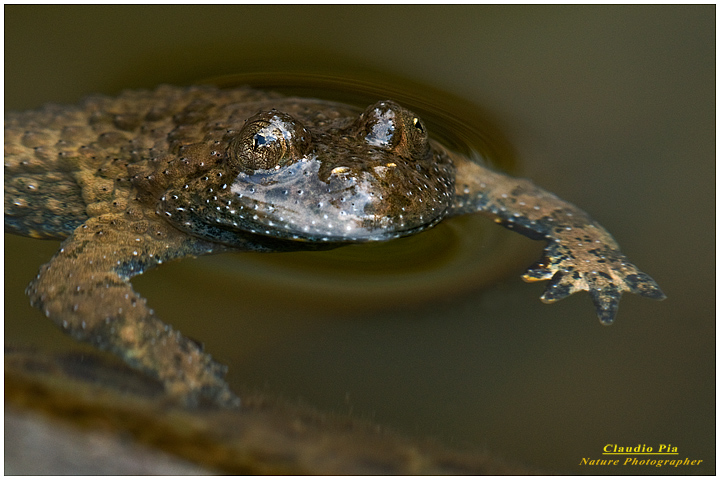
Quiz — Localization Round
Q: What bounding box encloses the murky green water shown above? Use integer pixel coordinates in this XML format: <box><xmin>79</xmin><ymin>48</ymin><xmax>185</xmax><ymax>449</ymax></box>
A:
<box><xmin>5</xmin><ymin>5</ymin><xmax>715</xmax><ymax>473</ymax></box>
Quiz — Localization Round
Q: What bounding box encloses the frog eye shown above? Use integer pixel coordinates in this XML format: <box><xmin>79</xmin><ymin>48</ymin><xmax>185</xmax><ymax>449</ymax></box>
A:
<box><xmin>228</xmin><ymin>110</ymin><xmax>311</xmax><ymax>173</ymax></box>
<box><xmin>355</xmin><ymin>101</ymin><xmax>429</xmax><ymax>158</ymax></box>
<box><xmin>359</xmin><ymin>104</ymin><xmax>396</xmax><ymax>148</ymax></box>
<box><xmin>412</xmin><ymin>117</ymin><xmax>425</xmax><ymax>134</ymax></box>
<box><xmin>408</xmin><ymin>116</ymin><xmax>429</xmax><ymax>147</ymax></box>
<box><xmin>253</xmin><ymin>132</ymin><xmax>269</xmax><ymax>148</ymax></box>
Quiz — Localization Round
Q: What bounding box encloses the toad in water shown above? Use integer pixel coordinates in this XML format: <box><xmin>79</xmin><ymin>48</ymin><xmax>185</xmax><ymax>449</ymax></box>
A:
<box><xmin>4</xmin><ymin>85</ymin><xmax>665</xmax><ymax>406</ymax></box>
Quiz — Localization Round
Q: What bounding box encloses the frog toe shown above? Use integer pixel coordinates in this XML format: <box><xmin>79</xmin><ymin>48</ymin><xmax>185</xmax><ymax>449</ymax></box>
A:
<box><xmin>522</xmin><ymin>260</ymin><xmax>555</xmax><ymax>282</ymax></box>
<box><xmin>589</xmin><ymin>288</ymin><xmax>621</xmax><ymax>325</ymax></box>
<box><xmin>540</xmin><ymin>270</ymin><xmax>583</xmax><ymax>303</ymax></box>
<box><xmin>165</xmin><ymin>378</ymin><xmax>240</xmax><ymax>409</ymax></box>
<box><xmin>623</xmin><ymin>271</ymin><xmax>667</xmax><ymax>300</ymax></box>
<box><xmin>202</xmin><ymin>384</ymin><xmax>241</xmax><ymax>409</ymax></box>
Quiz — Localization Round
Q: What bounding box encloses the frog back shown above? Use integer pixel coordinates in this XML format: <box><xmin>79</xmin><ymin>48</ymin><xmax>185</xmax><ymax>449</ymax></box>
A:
<box><xmin>4</xmin><ymin>85</ymin><xmax>280</xmax><ymax>239</ymax></box>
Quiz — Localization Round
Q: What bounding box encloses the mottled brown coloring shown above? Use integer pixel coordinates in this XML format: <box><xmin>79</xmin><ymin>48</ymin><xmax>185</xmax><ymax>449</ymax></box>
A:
<box><xmin>4</xmin><ymin>85</ymin><xmax>664</xmax><ymax>406</ymax></box>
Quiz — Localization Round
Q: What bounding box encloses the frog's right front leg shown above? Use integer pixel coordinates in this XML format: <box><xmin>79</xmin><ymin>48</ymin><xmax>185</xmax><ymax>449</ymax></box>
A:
<box><xmin>450</xmin><ymin>154</ymin><xmax>665</xmax><ymax>324</ymax></box>
<box><xmin>26</xmin><ymin>213</ymin><xmax>240</xmax><ymax>407</ymax></box>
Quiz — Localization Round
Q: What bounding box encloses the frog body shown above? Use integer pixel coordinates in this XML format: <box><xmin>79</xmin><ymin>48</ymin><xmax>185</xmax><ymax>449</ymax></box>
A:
<box><xmin>4</xmin><ymin>85</ymin><xmax>665</xmax><ymax>406</ymax></box>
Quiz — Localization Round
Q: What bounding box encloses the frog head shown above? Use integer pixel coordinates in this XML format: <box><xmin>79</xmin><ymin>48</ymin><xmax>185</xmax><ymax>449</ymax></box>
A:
<box><xmin>159</xmin><ymin>99</ymin><xmax>455</xmax><ymax>245</ymax></box>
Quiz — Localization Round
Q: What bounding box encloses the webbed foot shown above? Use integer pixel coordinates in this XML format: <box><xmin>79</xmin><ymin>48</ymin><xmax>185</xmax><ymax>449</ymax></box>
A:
<box><xmin>523</xmin><ymin>239</ymin><xmax>666</xmax><ymax>324</ymax></box>
<box><xmin>450</xmin><ymin>156</ymin><xmax>665</xmax><ymax>324</ymax></box>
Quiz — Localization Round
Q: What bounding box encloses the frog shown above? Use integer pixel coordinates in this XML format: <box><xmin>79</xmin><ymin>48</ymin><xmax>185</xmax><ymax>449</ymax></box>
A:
<box><xmin>4</xmin><ymin>84</ymin><xmax>665</xmax><ymax>407</ymax></box>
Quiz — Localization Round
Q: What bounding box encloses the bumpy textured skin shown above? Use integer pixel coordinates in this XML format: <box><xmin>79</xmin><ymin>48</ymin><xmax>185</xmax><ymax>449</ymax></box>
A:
<box><xmin>450</xmin><ymin>158</ymin><xmax>666</xmax><ymax>324</ymax></box>
<box><xmin>4</xmin><ymin>85</ymin><xmax>664</xmax><ymax>406</ymax></box>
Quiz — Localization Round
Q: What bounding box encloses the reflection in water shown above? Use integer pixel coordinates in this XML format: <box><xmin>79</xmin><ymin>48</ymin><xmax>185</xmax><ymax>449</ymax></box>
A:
<box><xmin>198</xmin><ymin>212</ymin><xmax>533</xmax><ymax>314</ymax></box>
<box><xmin>191</xmin><ymin>73</ymin><xmax>526</xmax><ymax>311</ymax></box>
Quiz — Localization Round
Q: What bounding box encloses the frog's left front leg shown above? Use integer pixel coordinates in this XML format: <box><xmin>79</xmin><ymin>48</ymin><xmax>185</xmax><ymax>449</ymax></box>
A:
<box><xmin>450</xmin><ymin>155</ymin><xmax>665</xmax><ymax>324</ymax></box>
<box><xmin>26</xmin><ymin>213</ymin><xmax>240</xmax><ymax>407</ymax></box>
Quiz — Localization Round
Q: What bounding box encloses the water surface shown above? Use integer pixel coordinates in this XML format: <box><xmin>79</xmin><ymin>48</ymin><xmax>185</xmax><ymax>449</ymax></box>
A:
<box><xmin>5</xmin><ymin>5</ymin><xmax>714</xmax><ymax>473</ymax></box>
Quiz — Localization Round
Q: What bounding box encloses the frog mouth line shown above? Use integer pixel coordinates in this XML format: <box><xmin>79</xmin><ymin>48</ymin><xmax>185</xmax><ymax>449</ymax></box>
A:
<box><xmin>222</xmin><ymin>157</ymin><xmax>447</xmax><ymax>242</ymax></box>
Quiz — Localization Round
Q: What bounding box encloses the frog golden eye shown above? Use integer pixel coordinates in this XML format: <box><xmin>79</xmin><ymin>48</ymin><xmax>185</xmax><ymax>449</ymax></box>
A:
<box><xmin>252</xmin><ymin>132</ymin><xmax>270</xmax><ymax>149</ymax></box>
<box><xmin>354</xmin><ymin>101</ymin><xmax>429</xmax><ymax>158</ymax></box>
<box><xmin>228</xmin><ymin>111</ymin><xmax>311</xmax><ymax>174</ymax></box>
<box><xmin>357</xmin><ymin>102</ymin><xmax>397</xmax><ymax>149</ymax></box>
<box><xmin>408</xmin><ymin>116</ymin><xmax>429</xmax><ymax>149</ymax></box>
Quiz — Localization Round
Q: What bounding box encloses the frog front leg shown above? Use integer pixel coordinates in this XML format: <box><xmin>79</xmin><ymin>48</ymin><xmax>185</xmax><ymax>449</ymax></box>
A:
<box><xmin>450</xmin><ymin>155</ymin><xmax>665</xmax><ymax>324</ymax></box>
<box><xmin>25</xmin><ymin>212</ymin><xmax>240</xmax><ymax>407</ymax></box>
